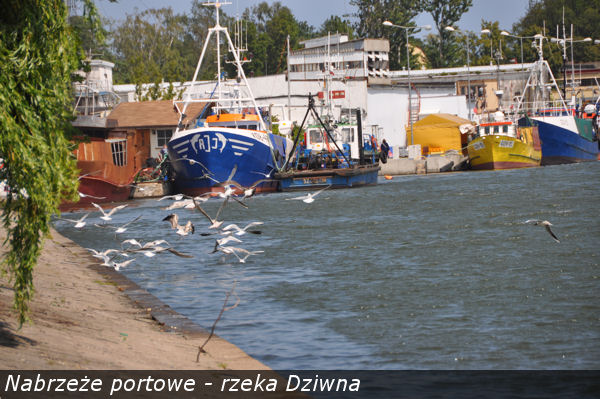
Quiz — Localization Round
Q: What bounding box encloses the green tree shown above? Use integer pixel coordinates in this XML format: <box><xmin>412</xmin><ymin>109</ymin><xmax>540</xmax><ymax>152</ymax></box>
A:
<box><xmin>512</xmin><ymin>0</ymin><xmax>600</xmax><ymax>75</ymax></box>
<box><xmin>111</xmin><ymin>8</ymin><xmax>188</xmax><ymax>84</ymax></box>
<box><xmin>0</xmin><ymin>0</ymin><xmax>83</xmax><ymax>325</ymax></box>
<box><xmin>422</xmin><ymin>0</ymin><xmax>473</xmax><ymax>67</ymax></box>
<box><xmin>320</xmin><ymin>16</ymin><xmax>355</xmax><ymax>39</ymax></box>
<box><xmin>351</xmin><ymin>0</ymin><xmax>422</xmax><ymax>70</ymax></box>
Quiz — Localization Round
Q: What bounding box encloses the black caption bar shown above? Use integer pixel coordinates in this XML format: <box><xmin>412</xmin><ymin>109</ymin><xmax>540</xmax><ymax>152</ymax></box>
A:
<box><xmin>0</xmin><ymin>370</ymin><xmax>598</xmax><ymax>398</ymax></box>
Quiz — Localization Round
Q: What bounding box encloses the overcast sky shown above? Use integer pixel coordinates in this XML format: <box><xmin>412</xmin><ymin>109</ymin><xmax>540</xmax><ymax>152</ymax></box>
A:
<box><xmin>95</xmin><ymin>0</ymin><xmax>530</xmax><ymax>35</ymax></box>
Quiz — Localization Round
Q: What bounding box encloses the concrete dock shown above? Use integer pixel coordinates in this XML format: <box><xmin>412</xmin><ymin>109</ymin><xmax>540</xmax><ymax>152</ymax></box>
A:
<box><xmin>379</xmin><ymin>152</ymin><xmax>468</xmax><ymax>176</ymax></box>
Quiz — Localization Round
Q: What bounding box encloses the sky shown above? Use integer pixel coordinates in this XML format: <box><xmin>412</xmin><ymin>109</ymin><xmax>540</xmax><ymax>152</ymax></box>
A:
<box><xmin>95</xmin><ymin>0</ymin><xmax>530</xmax><ymax>35</ymax></box>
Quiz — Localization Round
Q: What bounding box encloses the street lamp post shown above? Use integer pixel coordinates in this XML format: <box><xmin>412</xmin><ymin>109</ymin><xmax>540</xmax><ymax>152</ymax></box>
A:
<box><xmin>445</xmin><ymin>26</ymin><xmax>472</xmax><ymax>120</ymax></box>
<box><xmin>550</xmin><ymin>35</ymin><xmax>592</xmax><ymax>100</ymax></box>
<box><xmin>480</xmin><ymin>29</ymin><xmax>493</xmax><ymax>62</ymax></box>
<box><xmin>383</xmin><ymin>20</ymin><xmax>431</xmax><ymax>147</ymax></box>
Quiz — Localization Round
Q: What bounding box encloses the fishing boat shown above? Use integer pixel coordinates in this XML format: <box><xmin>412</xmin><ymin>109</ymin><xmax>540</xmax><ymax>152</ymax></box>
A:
<box><xmin>468</xmin><ymin>112</ymin><xmax>541</xmax><ymax>170</ymax></box>
<box><xmin>515</xmin><ymin>35</ymin><xmax>598</xmax><ymax>165</ymax></box>
<box><xmin>167</xmin><ymin>2</ymin><xmax>292</xmax><ymax>196</ymax></box>
<box><xmin>275</xmin><ymin>95</ymin><xmax>380</xmax><ymax>191</ymax></box>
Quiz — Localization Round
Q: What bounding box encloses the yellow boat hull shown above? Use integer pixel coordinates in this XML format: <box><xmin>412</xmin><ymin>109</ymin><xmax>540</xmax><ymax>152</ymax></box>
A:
<box><xmin>468</xmin><ymin>127</ymin><xmax>542</xmax><ymax>170</ymax></box>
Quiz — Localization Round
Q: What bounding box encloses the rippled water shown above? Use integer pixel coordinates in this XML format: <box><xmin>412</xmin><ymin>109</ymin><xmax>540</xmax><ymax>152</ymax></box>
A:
<box><xmin>55</xmin><ymin>162</ymin><xmax>600</xmax><ymax>369</ymax></box>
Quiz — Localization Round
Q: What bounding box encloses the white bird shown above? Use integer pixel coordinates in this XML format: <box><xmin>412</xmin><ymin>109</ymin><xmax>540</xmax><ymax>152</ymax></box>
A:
<box><xmin>217</xmin><ymin>235</ymin><xmax>243</xmax><ymax>245</ymax></box>
<box><xmin>286</xmin><ymin>185</ymin><xmax>331</xmax><ymax>204</ymax></box>
<box><xmin>94</xmin><ymin>215</ymin><xmax>142</xmax><ymax>234</ymax></box>
<box><xmin>121</xmin><ymin>239</ymin><xmax>171</xmax><ymax>251</ymax></box>
<box><xmin>251</xmin><ymin>170</ymin><xmax>273</xmax><ymax>178</ymax></box>
<box><xmin>157</xmin><ymin>194</ymin><xmax>185</xmax><ymax>202</ymax></box>
<box><xmin>86</xmin><ymin>248</ymin><xmax>125</xmax><ymax>260</ymax></box>
<box><xmin>220</xmin><ymin>179</ymin><xmax>274</xmax><ymax>200</ymax></box>
<box><xmin>525</xmin><ymin>219</ymin><xmax>560</xmax><ymax>243</ymax></box>
<box><xmin>215</xmin><ymin>245</ymin><xmax>264</xmax><ymax>263</ymax></box>
<box><xmin>121</xmin><ymin>238</ymin><xmax>143</xmax><ymax>249</ymax></box>
<box><xmin>163</xmin><ymin>213</ymin><xmax>195</xmax><ymax>236</ymax></box>
<box><xmin>211</xmin><ymin>235</ymin><xmax>243</xmax><ymax>254</ymax></box>
<box><xmin>193</xmin><ymin>197</ymin><xmax>227</xmax><ymax>229</ymax></box>
<box><xmin>140</xmin><ymin>245</ymin><xmax>194</xmax><ymax>258</ymax></box>
<box><xmin>161</xmin><ymin>198</ymin><xmax>196</xmax><ymax>210</ymax></box>
<box><xmin>171</xmin><ymin>158</ymin><xmax>213</xmax><ymax>174</ymax></box>
<box><xmin>112</xmin><ymin>258</ymin><xmax>136</xmax><ymax>271</ymax></box>
<box><xmin>222</xmin><ymin>222</ymin><xmax>264</xmax><ymax>236</ymax></box>
<box><xmin>58</xmin><ymin>213</ymin><xmax>90</xmax><ymax>229</ymax></box>
<box><xmin>78</xmin><ymin>192</ymin><xmax>106</xmax><ymax>200</ymax></box>
<box><xmin>92</xmin><ymin>202</ymin><xmax>128</xmax><ymax>221</ymax></box>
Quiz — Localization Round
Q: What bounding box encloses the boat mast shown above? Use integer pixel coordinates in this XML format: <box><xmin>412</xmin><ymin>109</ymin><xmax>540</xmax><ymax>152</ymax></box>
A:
<box><xmin>515</xmin><ymin>34</ymin><xmax>569</xmax><ymax>118</ymax></box>
<box><xmin>176</xmin><ymin>1</ymin><xmax>269</xmax><ymax>132</ymax></box>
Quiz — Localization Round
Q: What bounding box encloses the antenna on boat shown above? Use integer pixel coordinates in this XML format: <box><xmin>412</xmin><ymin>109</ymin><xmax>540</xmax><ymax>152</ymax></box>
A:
<box><xmin>175</xmin><ymin>0</ymin><xmax>269</xmax><ymax>133</ymax></box>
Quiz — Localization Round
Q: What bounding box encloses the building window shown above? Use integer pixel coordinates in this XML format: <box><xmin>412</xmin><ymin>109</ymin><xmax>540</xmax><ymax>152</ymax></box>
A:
<box><xmin>155</xmin><ymin>129</ymin><xmax>173</xmax><ymax>147</ymax></box>
<box><xmin>108</xmin><ymin>139</ymin><xmax>127</xmax><ymax>166</ymax></box>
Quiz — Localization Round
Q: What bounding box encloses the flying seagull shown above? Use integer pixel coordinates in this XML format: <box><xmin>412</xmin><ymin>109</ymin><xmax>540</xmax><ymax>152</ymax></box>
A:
<box><xmin>222</xmin><ymin>222</ymin><xmax>264</xmax><ymax>236</ymax></box>
<box><xmin>112</xmin><ymin>258</ymin><xmax>136</xmax><ymax>271</ymax></box>
<box><xmin>94</xmin><ymin>215</ymin><xmax>142</xmax><ymax>234</ymax></box>
<box><xmin>78</xmin><ymin>192</ymin><xmax>106</xmax><ymax>200</ymax></box>
<box><xmin>92</xmin><ymin>202</ymin><xmax>128</xmax><ymax>221</ymax></box>
<box><xmin>214</xmin><ymin>245</ymin><xmax>265</xmax><ymax>263</ymax></box>
<box><xmin>286</xmin><ymin>184</ymin><xmax>332</xmax><ymax>204</ymax></box>
<box><xmin>163</xmin><ymin>213</ymin><xmax>195</xmax><ymax>236</ymax></box>
<box><xmin>158</xmin><ymin>194</ymin><xmax>185</xmax><ymax>202</ymax></box>
<box><xmin>219</xmin><ymin>178</ymin><xmax>274</xmax><ymax>200</ymax></box>
<box><xmin>525</xmin><ymin>219</ymin><xmax>560</xmax><ymax>243</ymax></box>
<box><xmin>58</xmin><ymin>213</ymin><xmax>90</xmax><ymax>229</ymax></box>
<box><xmin>193</xmin><ymin>197</ymin><xmax>228</xmax><ymax>229</ymax></box>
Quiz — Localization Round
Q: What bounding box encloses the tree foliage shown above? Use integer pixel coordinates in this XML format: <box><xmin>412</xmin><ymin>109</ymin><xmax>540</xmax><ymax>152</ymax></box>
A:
<box><xmin>422</xmin><ymin>0</ymin><xmax>473</xmax><ymax>68</ymax></box>
<box><xmin>319</xmin><ymin>16</ymin><xmax>355</xmax><ymax>40</ymax></box>
<box><xmin>351</xmin><ymin>0</ymin><xmax>422</xmax><ymax>70</ymax></box>
<box><xmin>511</xmin><ymin>0</ymin><xmax>600</xmax><ymax>74</ymax></box>
<box><xmin>111</xmin><ymin>8</ymin><xmax>189</xmax><ymax>84</ymax></box>
<box><xmin>0</xmin><ymin>0</ymin><xmax>82</xmax><ymax>325</ymax></box>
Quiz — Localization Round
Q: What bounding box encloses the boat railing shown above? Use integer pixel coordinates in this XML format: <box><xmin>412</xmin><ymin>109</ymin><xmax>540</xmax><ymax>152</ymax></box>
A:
<box><xmin>514</xmin><ymin>100</ymin><xmax>575</xmax><ymax>118</ymax></box>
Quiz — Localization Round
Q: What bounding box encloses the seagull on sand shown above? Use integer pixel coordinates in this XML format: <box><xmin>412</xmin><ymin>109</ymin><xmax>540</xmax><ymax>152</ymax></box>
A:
<box><xmin>58</xmin><ymin>213</ymin><xmax>90</xmax><ymax>229</ymax></box>
<box><xmin>94</xmin><ymin>215</ymin><xmax>142</xmax><ymax>234</ymax></box>
<box><xmin>92</xmin><ymin>202</ymin><xmax>128</xmax><ymax>221</ymax></box>
<box><xmin>222</xmin><ymin>222</ymin><xmax>264</xmax><ymax>236</ymax></box>
<box><xmin>286</xmin><ymin>185</ymin><xmax>331</xmax><ymax>204</ymax></box>
<box><xmin>525</xmin><ymin>219</ymin><xmax>560</xmax><ymax>243</ymax></box>
<box><xmin>163</xmin><ymin>213</ymin><xmax>195</xmax><ymax>236</ymax></box>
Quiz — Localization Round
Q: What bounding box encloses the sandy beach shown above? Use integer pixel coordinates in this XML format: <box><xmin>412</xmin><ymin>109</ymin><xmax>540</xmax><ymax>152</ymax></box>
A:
<box><xmin>0</xmin><ymin>226</ymin><xmax>268</xmax><ymax>370</ymax></box>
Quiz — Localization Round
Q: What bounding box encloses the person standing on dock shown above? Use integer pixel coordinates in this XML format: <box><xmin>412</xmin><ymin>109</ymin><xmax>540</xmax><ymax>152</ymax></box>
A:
<box><xmin>380</xmin><ymin>139</ymin><xmax>390</xmax><ymax>163</ymax></box>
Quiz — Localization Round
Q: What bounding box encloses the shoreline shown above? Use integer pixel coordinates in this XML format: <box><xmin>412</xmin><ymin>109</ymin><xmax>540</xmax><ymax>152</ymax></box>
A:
<box><xmin>0</xmin><ymin>226</ymin><xmax>268</xmax><ymax>370</ymax></box>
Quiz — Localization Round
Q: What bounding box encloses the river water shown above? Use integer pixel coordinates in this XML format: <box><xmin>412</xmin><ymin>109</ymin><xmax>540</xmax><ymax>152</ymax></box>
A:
<box><xmin>54</xmin><ymin>162</ymin><xmax>600</xmax><ymax>370</ymax></box>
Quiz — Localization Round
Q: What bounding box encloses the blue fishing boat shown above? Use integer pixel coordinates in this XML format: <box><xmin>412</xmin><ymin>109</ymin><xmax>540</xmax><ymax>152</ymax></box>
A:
<box><xmin>275</xmin><ymin>95</ymin><xmax>380</xmax><ymax>191</ymax></box>
<box><xmin>167</xmin><ymin>1</ymin><xmax>292</xmax><ymax>196</ymax></box>
<box><xmin>516</xmin><ymin>35</ymin><xmax>598</xmax><ymax>165</ymax></box>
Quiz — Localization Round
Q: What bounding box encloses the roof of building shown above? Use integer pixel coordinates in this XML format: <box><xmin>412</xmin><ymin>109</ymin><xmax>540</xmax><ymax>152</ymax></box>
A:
<box><xmin>413</xmin><ymin>113</ymin><xmax>472</xmax><ymax>127</ymax></box>
<box><xmin>107</xmin><ymin>100</ymin><xmax>209</xmax><ymax>129</ymax></box>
